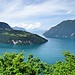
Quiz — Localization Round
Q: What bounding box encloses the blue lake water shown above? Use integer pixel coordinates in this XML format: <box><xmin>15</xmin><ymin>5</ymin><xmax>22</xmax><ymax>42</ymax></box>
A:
<box><xmin>0</xmin><ymin>38</ymin><xmax>75</xmax><ymax>64</ymax></box>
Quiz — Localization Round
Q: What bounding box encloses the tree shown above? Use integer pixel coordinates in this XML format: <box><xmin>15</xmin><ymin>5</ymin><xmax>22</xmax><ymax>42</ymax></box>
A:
<box><xmin>0</xmin><ymin>51</ymin><xmax>75</xmax><ymax>75</ymax></box>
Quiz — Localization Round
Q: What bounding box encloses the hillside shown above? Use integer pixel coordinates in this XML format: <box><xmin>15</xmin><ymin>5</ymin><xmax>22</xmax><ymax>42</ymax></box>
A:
<box><xmin>43</xmin><ymin>20</ymin><xmax>75</xmax><ymax>38</ymax></box>
<box><xmin>0</xmin><ymin>22</ymin><xmax>12</xmax><ymax>30</ymax></box>
<box><xmin>0</xmin><ymin>22</ymin><xmax>47</xmax><ymax>44</ymax></box>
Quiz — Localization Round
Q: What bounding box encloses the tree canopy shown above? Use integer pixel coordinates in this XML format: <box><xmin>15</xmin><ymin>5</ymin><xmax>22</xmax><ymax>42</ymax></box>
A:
<box><xmin>0</xmin><ymin>51</ymin><xmax>75</xmax><ymax>75</ymax></box>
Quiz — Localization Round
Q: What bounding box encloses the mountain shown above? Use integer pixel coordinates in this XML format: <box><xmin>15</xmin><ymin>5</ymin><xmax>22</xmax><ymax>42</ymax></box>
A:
<box><xmin>28</xmin><ymin>28</ymin><xmax>47</xmax><ymax>35</ymax></box>
<box><xmin>43</xmin><ymin>20</ymin><xmax>75</xmax><ymax>38</ymax></box>
<box><xmin>0</xmin><ymin>22</ymin><xmax>47</xmax><ymax>44</ymax></box>
<box><xmin>0</xmin><ymin>22</ymin><xmax>12</xmax><ymax>30</ymax></box>
<box><xmin>13</xmin><ymin>26</ymin><xmax>26</xmax><ymax>31</ymax></box>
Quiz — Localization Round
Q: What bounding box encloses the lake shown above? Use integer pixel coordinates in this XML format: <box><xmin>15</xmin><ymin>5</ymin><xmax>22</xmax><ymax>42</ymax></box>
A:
<box><xmin>0</xmin><ymin>38</ymin><xmax>75</xmax><ymax>64</ymax></box>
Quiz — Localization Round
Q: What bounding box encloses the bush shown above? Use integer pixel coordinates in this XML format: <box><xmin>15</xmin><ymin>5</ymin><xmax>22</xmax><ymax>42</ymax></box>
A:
<box><xmin>0</xmin><ymin>51</ymin><xmax>75</xmax><ymax>75</ymax></box>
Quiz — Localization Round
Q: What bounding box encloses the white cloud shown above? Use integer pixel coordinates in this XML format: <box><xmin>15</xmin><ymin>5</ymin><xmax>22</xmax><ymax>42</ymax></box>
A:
<box><xmin>0</xmin><ymin>0</ymin><xmax>75</xmax><ymax>20</ymax></box>
<box><xmin>0</xmin><ymin>0</ymin><xmax>75</xmax><ymax>30</ymax></box>
<box><xmin>12</xmin><ymin>22</ymin><xmax>41</xmax><ymax>30</ymax></box>
<box><xmin>66</xmin><ymin>10</ymin><xmax>72</xmax><ymax>14</ymax></box>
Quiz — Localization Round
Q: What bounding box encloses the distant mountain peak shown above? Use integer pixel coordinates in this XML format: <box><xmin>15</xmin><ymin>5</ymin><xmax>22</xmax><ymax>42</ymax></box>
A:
<box><xmin>12</xmin><ymin>26</ymin><xmax>26</xmax><ymax>31</ymax></box>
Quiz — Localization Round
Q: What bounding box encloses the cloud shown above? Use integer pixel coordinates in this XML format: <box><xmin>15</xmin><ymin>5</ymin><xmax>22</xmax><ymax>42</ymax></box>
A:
<box><xmin>0</xmin><ymin>0</ymin><xmax>75</xmax><ymax>30</ymax></box>
<box><xmin>13</xmin><ymin>22</ymin><xmax>41</xmax><ymax>30</ymax></box>
<box><xmin>0</xmin><ymin>0</ymin><xmax>75</xmax><ymax>20</ymax></box>
<box><xmin>66</xmin><ymin>10</ymin><xmax>72</xmax><ymax>14</ymax></box>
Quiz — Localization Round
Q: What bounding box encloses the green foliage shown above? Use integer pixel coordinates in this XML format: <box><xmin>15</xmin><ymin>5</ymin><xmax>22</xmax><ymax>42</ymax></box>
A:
<box><xmin>0</xmin><ymin>51</ymin><xmax>75</xmax><ymax>75</ymax></box>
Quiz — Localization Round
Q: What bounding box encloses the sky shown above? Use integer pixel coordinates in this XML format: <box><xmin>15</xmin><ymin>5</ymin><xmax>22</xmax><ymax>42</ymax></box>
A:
<box><xmin>0</xmin><ymin>0</ymin><xmax>75</xmax><ymax>30</ymax></box>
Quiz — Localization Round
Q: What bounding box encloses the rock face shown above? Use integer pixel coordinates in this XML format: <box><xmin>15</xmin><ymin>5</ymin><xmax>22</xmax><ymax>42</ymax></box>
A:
<box><xmin>43</xmin><ymin>20</ymin><xmax>75</xmax><ymax>38</ymax></box>
<box><xmin>0</xmin><ymin>22</ymin><xmax>48</xmax><ymax>44</ymax></box>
